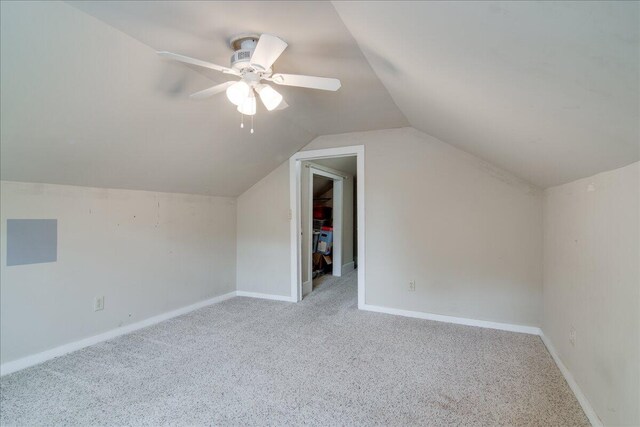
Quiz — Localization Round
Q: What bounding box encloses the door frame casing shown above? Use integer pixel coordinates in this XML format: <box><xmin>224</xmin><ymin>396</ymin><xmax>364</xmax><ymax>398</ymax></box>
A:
<box><xmin>289</xmin><ymin>145</ymin><xmax>365</xmax><ymax>307</ymax></box>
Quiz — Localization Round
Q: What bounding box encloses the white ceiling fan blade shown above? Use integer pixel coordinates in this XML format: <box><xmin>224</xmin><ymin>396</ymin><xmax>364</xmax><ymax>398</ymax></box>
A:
<box><xmin>270</xmin><ymin>73</ymin><xmax>341</xmax><ymax>91</ymax></box>
<box><xmin>157</xmin><ymin>51</ymin><xmax>239</xmax><ymax>75</ymax></box>
<box><xmin>189</xmin><ymin>81</ymin><xmax>236</xmax><ymax>99</ymax></box>
<box><xmin>250</xmin><ymin>34</ymin><xmax>288</xmax><ymax>71</ymax></box>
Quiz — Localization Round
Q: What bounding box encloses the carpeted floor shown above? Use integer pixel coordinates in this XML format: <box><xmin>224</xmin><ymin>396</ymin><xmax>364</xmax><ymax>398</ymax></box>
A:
<box><xmin>1</xmin><ymin>270</ymin><xmax>589</xmax><ymax>426</ymax></box>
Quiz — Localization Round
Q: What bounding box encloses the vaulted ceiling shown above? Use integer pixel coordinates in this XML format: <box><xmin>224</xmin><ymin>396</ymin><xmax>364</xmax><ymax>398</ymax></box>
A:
<box><xmin>0</xmin><ymin>1</ymin><xmax>406</xmax><ymax>196</ymax></box>
<box><xmin>333</xmin><ymin>1</ymin><xmax>639</xmax><ymax>187</ymax></box>
<box><xmin>1</xmin><ymin>1</ymin><xmax>637</xmax><ymax>195</ymax></box>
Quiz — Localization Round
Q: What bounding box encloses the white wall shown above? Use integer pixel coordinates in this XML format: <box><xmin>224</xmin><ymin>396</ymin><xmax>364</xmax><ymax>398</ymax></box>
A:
<box><xmin>0</xmin><ymin>181</ymin><xmax>237</xmax><ymax>364</ymax></box>
<box><xmin>236</xmin><ymin>127</ymin><xmax>543</xmax><ymax>327</ymax></box>
<box><xmin>236</xmin><ymin>163</ymin><xmax>291</xmax><ymax>297</ymax></box>
<box><xmin>542</xmin><ymin>162</ymin><xmax>639</xmax><ymax>427</ymax></box>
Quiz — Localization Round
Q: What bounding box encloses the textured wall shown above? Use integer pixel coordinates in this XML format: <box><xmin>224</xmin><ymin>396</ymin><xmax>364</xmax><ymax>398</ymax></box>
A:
<box><xmin>0</xmin><ymin>181</ymin><xmax>237</xmax><ymax>364</ymax></box>
<box><xmin>236</xmin><ymin>163</ymin><xmax>292</xmax><ymax>297</ymax></box>
<box><xmin>543</xmin><ymin>162</ymin><xmax>639</xmax><ymax>426</ymax></box>
<box><xmin>237</xmin><ymin>127</ymin><xmax>543</xmax><ymax>327</ymax></box>
<box><xmin>305</xmin><ymin>128</ymin><xmax>543</xmax><ymax>326</ymax></box>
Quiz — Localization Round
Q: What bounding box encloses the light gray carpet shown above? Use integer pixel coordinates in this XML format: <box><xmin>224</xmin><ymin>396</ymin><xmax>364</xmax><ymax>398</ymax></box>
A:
<box><xmin>1</xmin><ymin>270</ymin><xmax>589</xmax><ymax>426</ymax></box>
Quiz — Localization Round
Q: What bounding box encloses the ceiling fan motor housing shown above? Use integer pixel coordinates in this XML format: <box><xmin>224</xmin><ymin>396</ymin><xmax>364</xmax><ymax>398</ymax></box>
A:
<box><xmin>230</xmin><ymin>49</ymin><xmax>253</xmax><ymax>71</ymax></box>
<box><xmin>229</xmin><ymin>35</ymin><xmax>261</xmax><ymax>72</ymax></box>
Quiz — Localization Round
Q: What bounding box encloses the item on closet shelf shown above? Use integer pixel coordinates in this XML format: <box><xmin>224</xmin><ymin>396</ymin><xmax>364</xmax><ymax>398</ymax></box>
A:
<box><xmin>321</xmin><ymin>226</ymin><xmax>333</xmax><ymax>231</ymax></box>
<box><xmin>313</xmin><ymin>206</ymin><xmax>332</xmax><ymax>220</ymax></box>
<box><xmin>312</xmin><ymin>231</ymin><xmax>320</xmax><ymax>252</ymax></box>
<box><xmin>317</xmin><ymin>230</ymin><xmax>333</xmax><ymax>255</ymax></box>
<box><xmin>313</xmin><ymin>219</ymin><xmax>326</xmax><ymax>229</ymax></box>
<box><xmin>313</xmin><ymin>252</ymin><xmax>322</xmax><ymax>264</ymax></box>
<box><xmin>312</xmin><ymin>253</ymin><xmax>324</xmax><ymax>272</ymax></box>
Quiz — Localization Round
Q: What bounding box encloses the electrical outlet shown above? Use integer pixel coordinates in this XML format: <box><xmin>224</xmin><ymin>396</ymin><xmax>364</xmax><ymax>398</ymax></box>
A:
<box><xmin>569</xmin><ymin>327</ymin><xmax>576</xmax><ymax>346</ymax></box>
<box><xmin>94</xmin><ymin>296</ymin><xmax>104</xmax><ymax>312</ymax></box>
<box><xmin>408</xmin><ymin>280</ymin><xmax>416</xmax><ymax>291</ymax></box>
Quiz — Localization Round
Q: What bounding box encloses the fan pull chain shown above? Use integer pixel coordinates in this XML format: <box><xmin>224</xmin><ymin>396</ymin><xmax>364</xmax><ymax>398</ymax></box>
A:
<box><xmin>240</xmin><ymin>113</ymin><xmax>244</xmax><ymax>129</ymax></box>
<box><xmin>251</xmin><ymin>115</ymin><xmax>254</xmax><ymax>134</ymax></box>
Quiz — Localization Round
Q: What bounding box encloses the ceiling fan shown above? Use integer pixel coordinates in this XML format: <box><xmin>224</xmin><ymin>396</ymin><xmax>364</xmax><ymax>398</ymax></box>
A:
<box><xmin>157</xmin><ymin>34</ymin><xmax>341</xmax><ymax>133</ymax></box>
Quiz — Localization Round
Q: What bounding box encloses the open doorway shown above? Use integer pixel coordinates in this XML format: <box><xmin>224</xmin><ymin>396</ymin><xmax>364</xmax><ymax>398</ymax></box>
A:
<box><xmin>301</xmin><ymin>158</ymin><xmax>357</xmax><ymax>297</ymax></box>
<box><xmin>289</xmin><ymin>145</ymin><xmax>365</xmax><ymax>307</ymax></box>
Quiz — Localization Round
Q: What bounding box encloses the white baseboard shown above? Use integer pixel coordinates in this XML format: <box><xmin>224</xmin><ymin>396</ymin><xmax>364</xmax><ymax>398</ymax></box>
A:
<box><xmin>342</xmin><ymin>261</ymin><xmax>355</xmax><ymax>274</ymax></box>
<box><xmin>236</xmin><ymin>291</ymin><xmax>296</xmax><ymax>302</ymax></box>
<box><xmin>539</xmin><ymin>332</ymin><xmax>602</xmax><ymax>427</ymax></box>
<box><xmin>0</xmin><ymin>291</ymin><xmax>237</xmax><ymax>377</ymax></box>
<box><xmin>360</xmin><ymin>304</ymin><xmax>541</xmax><ymax>335</ymax></box>
<box><xmin>0</xmin><ymin>289</ymin><xmax>603</xmax><ymax>427</ymax></box>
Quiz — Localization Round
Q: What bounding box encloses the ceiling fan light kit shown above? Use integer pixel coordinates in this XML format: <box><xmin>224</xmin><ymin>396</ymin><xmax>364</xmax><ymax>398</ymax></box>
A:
<box><xmin>255</xmin><ymin>84</ymin><xmax>283</xmax><ymax>111</ymax></box>
<box><xmin>226</xmin><ymin>81</ymin><xmax>250</xmax><ymax>106</ymax></box>
<box><xmin>237</xmin><ymin>90</ymin><xmax>257</xmax><ymax>116</ymax></box>
<box><xmin>157</xmin><ymin>33</ymin><xmax>341</xmax><ymax>133</ymax></box>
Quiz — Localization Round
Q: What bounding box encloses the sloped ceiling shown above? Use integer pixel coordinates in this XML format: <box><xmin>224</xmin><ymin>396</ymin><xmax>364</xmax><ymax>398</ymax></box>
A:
<box><xmin>333</xmin><ymin>1</ymin><xmax>640</xmax><ymax>188</ymax></box>
<box><xmin>2</xmin><ymin>2</ymin><xmax>637</xmax><ymax>195</ymax></box>
<box><xmin>312</xmin><ymin>157</ymin><xmax>357</xmax><ymax>176</ymax></box>
<box><xmin>313</xmin><ymin>175</ymin><xmax>333</xmax><ymax>199</ymax></box>
<box><xmin>0</xmin><ymin>1</ymin><xmax>406</xmax><ymax>196</ymax></box>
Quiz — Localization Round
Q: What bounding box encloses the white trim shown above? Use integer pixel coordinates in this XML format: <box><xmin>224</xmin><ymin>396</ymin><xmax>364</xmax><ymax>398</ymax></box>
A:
<box><xmin>331</xmin><ymin>179</ymin><xmax>343</xmax><ymax>277</ymax></box>
<box><xmin>307</xmin><ymin>165</ymin><xmax>314</xmax><ymax>284</ymax></box>
<box><xmin>360</xmin><ymin>304</ymin><xmax>541</xmax><ymax>335</ymax></box>
<box><xmin>0</xmin><ymin>291</ymin><xmax>237</xmax><ymax>376</ymax></box>
<box><xmin>342</xmin><ymin>261</ymin><xmax>355</xmax><ymax>274</ymax></box>
<box><xmin>0</xmin><ymin>285</ymin><xmax>602</xmax><ymax>427</ymax></box>
<box><xmin>289</xmin><ymin>146</ymin><xmax>365</xmax><ymax>306</ymax></box>
<box><xmin>360</xmin><ymin>302</ymin><xmax>601</xmax><ymax>425</ymax></box>
<box><xmin>307</xmin><ymin>164</ymin><xmax>345</xmax><ymax>181</ymax></box>
<box><xmin>304</xmin><ymin>161</ymin><xmax>349</xmax><ymax>178</ymax></box>
<box><xmin>235</xmin><ymin>291</ymin><xmax>297</xmax><ymax>302</ymax></box>
<box><xmin>302</xmin><ymin>280</ymin><xmax>313</xmax><ymax>297</ymax></box>
<box><xmin>356</xmin><ymin>149</ymin><xmax>365</xmax><ymax>309</ymax></box>
<box><xmin>539</xmin><ymin>332</ymin><xmax>603</xmax><ymax>427</ymax></box>
<box><xmin>289</xmin><ymin>158</ymin><xmax>302</xmax><ymax>302</ymax></box>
